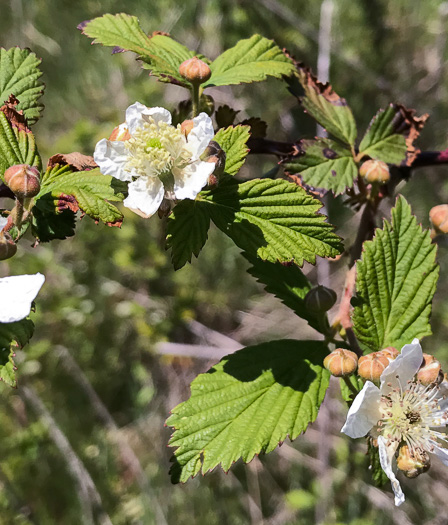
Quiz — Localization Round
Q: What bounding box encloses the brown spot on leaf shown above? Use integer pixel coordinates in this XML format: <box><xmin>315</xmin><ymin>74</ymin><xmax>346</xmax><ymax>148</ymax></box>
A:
<box><xmin>77</xmin><ymin>20</ymin><xmax>90</xmax><ymax>31</ymax></box>
<box><xmin>0</xmin><ymin>95</ymin><xmax>30</xmax><ymax>132</ymax></box>
<box><xmin>57</xmin><ymin>193</ymin><xmax>79</xmax><ymax>214</ymax></box>
<box><xmin>284</xmin><ymin>51</ymin><xmax>349</xmax><ymax>107</ymax></box>
<box><xmin>112</xmin><ymin>46</ymin><xmax>125</xmax><ymax>54</ymax></box>
<box><xmin>390</xmin><ymin>104</ymin><xmax>428</xmax><ymax>166</ymax></box>
<box><xmin>48</xmin><ymin>153</ymin><xmax>98</xmax><ymax>172</ymax></box>
<box><xmin>323</xmin><ymin>147</ymin><xmax>338</xmax><ymax>160</ymax></box>
<box><xmin>331</xmin><ymin>169</ymin><xmax>337</xmax><ymax>177</ymax></box>
<box><xmin>283</xmin><ymin>173</ymin><xmax>327</xmax><ymax>198</ymax></box>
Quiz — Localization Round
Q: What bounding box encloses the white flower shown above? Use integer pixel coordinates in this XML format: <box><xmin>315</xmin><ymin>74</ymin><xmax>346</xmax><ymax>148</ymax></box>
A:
<box><xmin>341</xmin><ymin>339</ymin><xmax>448</xmax><ymax>506</ymax></box>
<box><xmin>94</xmin><ymin>102</ymin><xmax>216</xmax><ymax>218</ymax></box>
<box><xmin>0</xmin><ymin>273</ymin><xmax>45</xmax><ymax>323</ymax></box>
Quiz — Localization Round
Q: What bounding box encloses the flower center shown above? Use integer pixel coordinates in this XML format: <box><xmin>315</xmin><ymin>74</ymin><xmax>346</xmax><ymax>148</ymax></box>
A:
<box><xmin>124</xmin><ymin>118</ymin><xmax>188</xmax><ymax>178</ymax></box>
<box><xmin>377</xmin><ymin>380</ymin><xmax>448</xmax><ymax>455</ymax></box>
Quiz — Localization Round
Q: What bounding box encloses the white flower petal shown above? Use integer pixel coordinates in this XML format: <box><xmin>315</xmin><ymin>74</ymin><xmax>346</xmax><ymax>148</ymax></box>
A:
<box><xmin>94</xmin><ymin>138</ymin><xmax>132</xmax><ymax>182</ymax></box>
<box><xmin>0</xmin><ymin>273</ymin><xmax>45</xmax><ymax>323</ymax></box>
<box><xmin>431</xmin><ymin>444</ymin><xmax>448</xmax><ymax>466</ymax></box>
<box><xmin>378</xmin><ymin>436</ymin><xmax>405</xmax><ymax>506</ymax></box>
<box><xmin>125</xmin><ymin>102</ymin><xmax>171</xmax><ymax>135</ymax></box>
<box><xmin>341</xmin><ymin>381</ymin><xmax>381</xmax><ymax>438</ymax></box>
<box><xmin>0</xmin><ymin>217</ymin><xmax>7</xmax><ymax>230</ymax></box>
<box><xmin>173</xmin><ymin>160</ymin><xmax>215</xmax><ymax>200</ymax></box>
<box><xmin>123</xmin><ymin>176</ymin><xmax>164</xmax><ymax>218</ymax></box>
<box><xmin>186</xmin><ymin>112</ymin><xmax>215</xmax><ymax>160</ymax></box>
<box><xmin>380</xmin><ymin>339</ymin><xmax>423</xmax><ymax>394</ymax></box>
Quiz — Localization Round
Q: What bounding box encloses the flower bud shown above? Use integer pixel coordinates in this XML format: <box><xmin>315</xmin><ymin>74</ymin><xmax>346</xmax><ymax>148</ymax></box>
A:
<box><xmin>429</xmin><ymin>204</ymin><xmax>448</xmax><ymax>235</ymax></box>
<box><xmin>304</xmin><ymin>285</ymin><xmax>337</xmax><ymax>313</ymax></box>
<box><xmin>109</xmin><ymin>123</ymin><xmax>131</xmax><ymax>141</ymax></box>
<box><xmin>397</xmin><ymin>445</ymin><xmax>430</xmax><ymax>478</ymax></box>
<box><xmin>417</xmin><ymin>353</ymin><xmax>442</xmax><ymax>386</ymax></box>
<box><xmin>4</xmin><ymin>164</ymin><xmax>40</xmax><ymax>199</ymax></box>
<box><xmin>181</xmin><ymin>119</ymin><xmax>194</xmax><ymax>137</ymax></box>
<box><xmin>179</xmin><ymin>57</ymin><xmax>212</xmax><ymax>84</ymax></box>
<box><xmin>358</xmin><ymin>352</ymin><xmax>390</xmax><ymax>383</ymax></box>
<box><xmin>359</xmin><ymin>159</ymin><xmax>390</xmax><ymax>184</ymax></box>
<box><xmin>0</xmin><ymin>231</ymin><xmax>17</xmax><ymax>260</ymax></box>
<box><xmin>378</xmin><ymin>346</ymin><xmax>399</xmax><ymax>362</ymax></box>
<box><xmin>323</xmin><ymin>349</ymin><xmax>358</xmax><ymax>377</ymax></box>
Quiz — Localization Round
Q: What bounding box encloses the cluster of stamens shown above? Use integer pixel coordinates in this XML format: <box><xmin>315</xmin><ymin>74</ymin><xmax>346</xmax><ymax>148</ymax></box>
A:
<box><xmin>125</xmin><ymin>118</ymin><xmax>189</xmax><ymax>178</ymax></box>
<box><xmin>377</xmin><ymin>376</ymin><xmax>448</xmax><ymax>457</ymax></box>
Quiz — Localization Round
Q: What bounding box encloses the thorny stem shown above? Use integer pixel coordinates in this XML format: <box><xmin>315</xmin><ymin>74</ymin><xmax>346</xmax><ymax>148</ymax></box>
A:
<box><xmin>11</xmin><ymin>199</ymin><xmax>24</xmax><ymax>229</ymax></box>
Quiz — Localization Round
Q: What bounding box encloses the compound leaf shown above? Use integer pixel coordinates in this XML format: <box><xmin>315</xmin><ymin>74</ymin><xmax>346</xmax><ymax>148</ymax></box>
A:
<box><xmin>213</xmin><ymin>125</ymin><xmax>250</xmax><ymax>176</ymax></box>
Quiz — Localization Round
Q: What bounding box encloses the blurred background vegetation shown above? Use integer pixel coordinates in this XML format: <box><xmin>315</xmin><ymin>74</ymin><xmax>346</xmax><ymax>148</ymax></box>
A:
<box><xmin>1</xmin><ymin>0</ymin><xmax>448</xmax><ymax>523</ymax></box>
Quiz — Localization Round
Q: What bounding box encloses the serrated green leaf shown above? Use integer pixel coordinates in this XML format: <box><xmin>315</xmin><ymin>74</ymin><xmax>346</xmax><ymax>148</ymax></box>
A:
<box><xmin>37</xmin><ymin>165</ymin><xmax>126</xmax><ymax>226</ymax></box>
<box><xmin>166</xmin><ymin>199</ymin><xmax>211</xmax><ymax>270</ymax></box>
<box><xmin>359</xmin><ymin>104</ymin><xmax>428</xmax><ymax>165</ymax></box>
<box><xmin>213</xmin><ymin>125</ymin><xmax>250</xmax><ymax>176</ymax></box>
<box><xmin>0</xmin><ymin>48</ymin><xmax>45</xmax><ymax>125</ymax></box>
<box><xmin>243</xmin><ymin>252</ymin><xmax>322</xmax><ymax>331</ymax></box>
<box><xmin>282</xmin><ymin>139</ymin><xmax>357</xmax><ymax>195</ymax></box>
<box><xmin>0</xmin><ymin>318</ymin><xmax>34</xmax><ymax>387</ymax></box>
<box><xmin>353</xmin><ymin>196</ymin><xmax>439</xmax><ymax>352</ymax></box>
<box><xmin>202</xmin><ymin>35</ymin><xmax>294</xmax><ymax>88</ymax></box>
<box><xmin>200</xmin><ymin>178</ymin><xmax>343</xmax><ymax>266</ymax></box>
<box><xmin>289</xmin><ymin>63</ymin><xmax>357</xmax><ymax>146</ymax></box>
<box><xmin>168</xmin><ymin>339</ymin><xmax>330</xmax><ymax>482</ymax></box>
<box><xmin>0</xmin><ymin>112</ymin><xmax>41</xmax><ymax>176</ymax></box>
<box><xmin>79</xmin><ymin>13</ymin><xmax>195</xmax><ymax>87</ymax></box>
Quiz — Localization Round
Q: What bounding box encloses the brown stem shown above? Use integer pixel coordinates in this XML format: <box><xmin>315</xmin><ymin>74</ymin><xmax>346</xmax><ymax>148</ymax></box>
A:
<box><xmin>337</xmin><ymin>266</ymin><xmax>363</xmax><ymax>357</ymax></box>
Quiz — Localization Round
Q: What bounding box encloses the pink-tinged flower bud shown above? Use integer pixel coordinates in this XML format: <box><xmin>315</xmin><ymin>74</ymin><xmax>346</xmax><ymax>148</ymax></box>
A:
<box><xmin>4</xmin><ymin>164</ymin><xmax>40</xmax><ymax>199</ymax></box>
<box><xmin>179</xmin><ymin>57</ymin><xmax>212</xmax><ymax>84</ymax></box>
<box><xmin>0</xmin><ymin>231</ymin><xmax>17</xmax><ymax>260</ymax></box>
<box><xmin>417</xmin><ymin>353</ymin><xmax>442</xmax><ymax>386</ymax></box>
<box><xmin>323</xmin><ymin>349</ymin><xmax>358</xmax><ymax>377</ymax></box>
<box><xmin>359</xmin><ymin>159</ymin><xmax>390</xmax><ymax>184</ymax></box>
<box><xmin>181</xmin><ymin>119</ymin><xmax>194</xmax><ymax>137</ymax></box>
<box><xmin>396</xmin><ymin>444</ymin><xmax>430</xmax><ymax>478</ymax></box>
<box><xmin>378</xmin><ymin>346</ymin><xmax>399</xmax><ymax>362</ymax></box>
<box><xmin>429</xmin><ymin>204</ymin><xmax>448</xmax><ymax>235</ymax></box>
<box><xmin>358</xmin><ymin>352</ymin><xmax>390</xmax><ymax>383</ymax></box>
<box><xmin>109</xmin><ymin>123</ymin><xmax>131</xmax><ymax>141</ymax></box>
<box><xmin>304</xmin><ymin>285</ymin><xmax>337</xmax><ymax>313</ymax></box>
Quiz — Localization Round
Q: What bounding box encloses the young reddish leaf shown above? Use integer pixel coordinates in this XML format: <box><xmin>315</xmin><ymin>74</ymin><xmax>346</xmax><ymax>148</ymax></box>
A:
<box><xmin>48</xmin><ymin>152</ymin><xmax>97</xmax><ymax>171</ymax></box>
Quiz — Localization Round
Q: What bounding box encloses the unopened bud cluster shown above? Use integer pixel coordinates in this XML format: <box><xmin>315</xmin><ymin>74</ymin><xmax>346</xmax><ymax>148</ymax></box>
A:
<box><xmin>417</xmin><ymin>353</ymin><xmax>442</xmax><ymax>385</ymax></box>
<box><xmin>4</xmin><ymin>164</ymin><xmax>40</xmax><ymax>199</ymax></box>
<box><xmin>324</xmin><ymin>349</ymin><xmax>358</xmax><ymax>377</ymax></box>
<box><xmin>359</xmin><ymin>159</ymin><xmax>390</xmax><ymax>184</ymax></box>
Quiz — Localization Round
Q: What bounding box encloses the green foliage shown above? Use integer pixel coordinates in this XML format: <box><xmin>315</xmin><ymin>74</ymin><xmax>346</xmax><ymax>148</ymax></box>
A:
<box><xmin>166</xmin><ymin>199</ymin><xmax>211</xmax><ymax>270</ymax></box>
<box><xmin>359</xmin><ymin>106</ymin><xmax>407</xmax><ymax>164</ymax></box>
<box><xmin>359</xmin><ymin>104</ymin><xmax>427</xmax><ymax>165</ymax></box>
<box><xmin>292</xmin><ymin>64</ymin><xmax>357</xmax><ymax>146</ymax></box>
<box><xmin>37</xmin><ymin>164</ymin><xmax>126</xmax><ymax>226</ymax></box>
<box><xmin>0</xmin><ymin>48</ymin><xmax>45</xmax><ymax>125</ymax></box>
<box><xmin>213</xmin><ymin>125</ymin><xmax>250</xmax><ymax>176</ymax></box>
<box><xmin>282</xmin><ymin>138</ymin><xmax>358</xmax><ymax>194</ymax></box>
<box><xmin>0</xmin><ymin>112</ymin><xmax>41</xmax><ymax>176</ymax></box>
<box><xmin>244</xmin><ymin>252</ymin><xmax>321</xmax><ymax>331</ymax></box>
<box><xmin>32</xmin><ymin>195</ymin><xmax>77</xmax><ymax>242</ymax></box>
<box><xmin>202</xmin><ymin>35</ymin><xmax>295</xmax><ymax>88</ymax></box>
<box><xmin>339</xmin><ymin>375</ymin><xmax>364</xmax><ymax>403</ymax></box>
<box><xmin>0</xmin><ymin>318</ymin><xmax>34</xmax><ymax>387</ymax></box>
<box><xmin>79</xmin><ymin>13</ymin><xmax>194</xmax><ymax>87</ymax></box>
<box><xmin>353</xmin><ymin>196</ymin><xmax>439</xmax><ymax>352</ymax></box>
<box><xmin>200</xmin><ymin>178</ymin><xmax>343</xmax><ymax>266</ymax></box>
<box><xmin>167</xmin><ymin>340</ymin><xmax>330</xmax><ymax>482</ymax></box>
<box><xmin>367</xmin><ymin>439</ymin><xmax>389</xmax><ymax>487</ymax></box>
